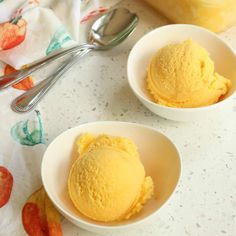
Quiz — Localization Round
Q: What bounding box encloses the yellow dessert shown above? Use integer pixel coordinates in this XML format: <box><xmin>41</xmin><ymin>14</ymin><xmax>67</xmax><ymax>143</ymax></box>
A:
<box><xmin>143</xmin><ymin>0</ymin><xmax>236</xmax><ymax>32</ymax></box>
<box><xmin>147</xmin><ymin>39</ymin><xmax>231</xmax><ymax>108</ymax></box>
<box><xmin>68</xmin><ymin>134</ymin><xmax>154</xmax><ymax>222</ymax></box>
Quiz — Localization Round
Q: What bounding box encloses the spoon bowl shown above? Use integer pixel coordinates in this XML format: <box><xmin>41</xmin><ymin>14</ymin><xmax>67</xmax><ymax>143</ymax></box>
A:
<box><xmin>89</xmin><ymin>8</ymin><xmax>138</xmax><ymax>49</ymax></box>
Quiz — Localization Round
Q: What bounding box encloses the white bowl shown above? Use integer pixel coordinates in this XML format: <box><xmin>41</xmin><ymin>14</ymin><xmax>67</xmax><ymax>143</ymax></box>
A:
<box><xmin>127</xmin><ymin>24</ymin><xmax>236</xmax><ymax>122</ymax></box>
<box><xmin>41</xmin><ymin>121</ymin><xmax>181</xmax><ymax>234</ymax></box>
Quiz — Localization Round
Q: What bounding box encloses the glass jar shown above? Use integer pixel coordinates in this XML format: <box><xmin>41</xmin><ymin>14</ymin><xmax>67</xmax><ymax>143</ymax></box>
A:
<box><xmin>144</xmin><ymin>0</ymin><xmax>236</xmax><ymax>32</ymax></box>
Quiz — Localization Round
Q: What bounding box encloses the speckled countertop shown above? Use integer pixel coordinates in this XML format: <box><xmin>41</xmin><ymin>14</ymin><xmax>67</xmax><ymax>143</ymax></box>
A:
<box><xmin>39</xmin><ymin>0</ymin><xmax>236</xmax><ymax>235</ymax></box>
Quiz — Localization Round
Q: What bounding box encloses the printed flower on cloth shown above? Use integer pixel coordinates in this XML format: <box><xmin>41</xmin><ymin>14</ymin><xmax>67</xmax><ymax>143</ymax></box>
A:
<box><xmin>22</xmin><ymin>187</ymin><xmax>63</xmax><ymax>235</ymax></box>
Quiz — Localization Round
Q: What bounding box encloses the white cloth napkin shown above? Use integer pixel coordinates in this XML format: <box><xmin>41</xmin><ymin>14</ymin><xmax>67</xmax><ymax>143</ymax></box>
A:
<box><xmin>0</xmin><ymin>0</ymin><xmax>80</xmax><ymax>69</ymax></box>
<box><xmin>0</xmin><ymin>0</ymin><xmax>121</xmax><ymax>235</ymax></box>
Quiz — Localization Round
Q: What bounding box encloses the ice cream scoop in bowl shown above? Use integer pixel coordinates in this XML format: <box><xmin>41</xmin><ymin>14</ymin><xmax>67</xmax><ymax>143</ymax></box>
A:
<box><xmin>41</xmin><ymin>121</ymin><xmax>181</xmax><ymax>234</ymax></box>
<box><xmin>127</xmin><ymin>24</ymin><xmax>236</xmax><ymax>122</ymax></box>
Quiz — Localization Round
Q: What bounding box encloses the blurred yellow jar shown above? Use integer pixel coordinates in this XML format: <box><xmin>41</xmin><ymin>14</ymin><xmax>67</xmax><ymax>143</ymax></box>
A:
<box><xmin>144</xmin><ymin>0</ymin><xmax>236</xmax><ymax>32</ymax></box>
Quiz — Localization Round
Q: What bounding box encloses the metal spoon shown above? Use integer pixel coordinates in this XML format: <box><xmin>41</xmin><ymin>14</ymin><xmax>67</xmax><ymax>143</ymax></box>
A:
<box><xmin>0</xmin><ymin>8</ymin><xmax>137</xmax><ymax>89</ymax></box>
<box><xmin>11</xmin><ymin>8</ymin><xmax>138</xmax><ymax>113</ymax></box>
<box><xmin>0</xmin><ymin>44</ymin><xmax>87</xmax><ymax>89</ymax></box>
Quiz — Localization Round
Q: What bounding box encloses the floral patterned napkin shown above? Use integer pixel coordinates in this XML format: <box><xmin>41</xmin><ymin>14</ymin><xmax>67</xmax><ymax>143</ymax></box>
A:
<box><xmin>0</xmin><ymin>0</ymin><xmax>80</xmax><ymax>69</ymax></box>
<box><xmin>0</xmin><ymin>0</ymin><xmax>121</xmax><ymax>235</ymax></box>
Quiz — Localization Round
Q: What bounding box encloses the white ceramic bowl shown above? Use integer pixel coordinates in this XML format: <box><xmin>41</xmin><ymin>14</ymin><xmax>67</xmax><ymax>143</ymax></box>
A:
<box><xmin>127</xmin><ymin>24</ymin><xmax>236</xmax><ymax>122</ymax></box>
<box><xmin>41</xmin><ymin>121</ymin><xmax>181</xmax><ymax>234</ymax></box>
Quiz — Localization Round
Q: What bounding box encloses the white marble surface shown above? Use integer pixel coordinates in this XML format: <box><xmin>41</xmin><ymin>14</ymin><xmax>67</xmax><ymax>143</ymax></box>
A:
<box><xmin>39</xmin><ymin>0</ymin><xmax>236</xmax><ymax>235</ymax></box>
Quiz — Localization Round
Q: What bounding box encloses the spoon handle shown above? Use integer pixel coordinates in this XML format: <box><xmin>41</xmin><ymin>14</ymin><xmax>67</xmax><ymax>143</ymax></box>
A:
<box><xmin>0</xmin><ymin>43</ymin><xmax>92</xmax><ymax>90</ymax></box>
<box><xmin>11</xmin><ymin>48</ymin><xmax>91</xmax><ymax>113</ymax></box>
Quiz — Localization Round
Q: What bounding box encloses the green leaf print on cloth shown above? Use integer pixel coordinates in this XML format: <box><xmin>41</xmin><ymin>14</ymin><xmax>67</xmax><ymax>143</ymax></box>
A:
<box><xmin>46</xmin><ymin>26</ymin><xmax>72</xmax><ymax>55</ymax></box>
<box><xmin>11</xmin><ymin>110</ymin><xmax>44</xmax><ymax>146</ymax></box>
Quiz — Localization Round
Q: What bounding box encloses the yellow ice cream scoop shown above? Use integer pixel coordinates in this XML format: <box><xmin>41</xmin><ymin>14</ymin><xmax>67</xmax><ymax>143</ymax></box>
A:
<box><xmin>147</xmin><ymin>39</ymin><xmax>231</xmax><ymax>108</ymax></box>
<box><xmin>68</xmin><ymin>134</ymin><xmax>154</xmax><ymax>222</ymax></box>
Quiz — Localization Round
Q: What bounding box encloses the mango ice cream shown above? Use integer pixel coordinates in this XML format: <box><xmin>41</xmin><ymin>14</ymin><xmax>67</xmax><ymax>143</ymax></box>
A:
<box><xmin>68</xmin><ymin>134</ymin><xmax>154</xmax><ymax>222</ymax></box>
<box><xmin>147</xmin><ymin>39</ymin><xmax>231</xmax><ymax>108</ymax></box>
